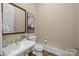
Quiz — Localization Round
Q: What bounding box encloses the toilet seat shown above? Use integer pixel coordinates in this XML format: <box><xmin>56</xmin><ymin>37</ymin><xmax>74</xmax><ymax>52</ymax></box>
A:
<box><xmin>33</xmin><ymin>44</ymin><xmax>44</xmax><ymax>56</ymax></box>
<box><xmin>28</xmin><ymin>36</ymin><xmax>44</xmax><ymax>55</ymax></box>
<box><xmin>34</xmin><ymin>44</ymin><xmax>44</xmax><ymax>52</ymax></box>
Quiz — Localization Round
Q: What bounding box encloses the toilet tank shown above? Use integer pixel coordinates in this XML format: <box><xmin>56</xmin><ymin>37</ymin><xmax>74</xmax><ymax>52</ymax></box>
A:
<box><xmin>28</xmin><ymin>36</ymin><xmax>37</xmax><ymax>42</ymax></box>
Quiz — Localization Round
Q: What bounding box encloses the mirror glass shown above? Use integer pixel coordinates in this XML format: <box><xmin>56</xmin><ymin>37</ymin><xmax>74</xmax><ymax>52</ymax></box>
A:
<box><xmin>2</xmin><ymin>3</ymin><xmax>26</xmax><ymax>34</ymax></box>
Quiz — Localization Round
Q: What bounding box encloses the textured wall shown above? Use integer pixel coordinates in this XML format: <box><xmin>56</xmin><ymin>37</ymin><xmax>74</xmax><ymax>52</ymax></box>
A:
<box><xmin>36</xmin><ymin>3</ymin><xmax>75</xmax><ymax>49</ymax></box>
<box><xmin>75</xmin><ymin>4</ymin><xmax>79</xmax><ymax>48</ymax></box>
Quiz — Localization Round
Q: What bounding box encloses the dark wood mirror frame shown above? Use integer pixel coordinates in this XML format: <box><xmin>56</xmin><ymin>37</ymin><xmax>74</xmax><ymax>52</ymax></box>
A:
<box><xmin>1</xmin><ymin>3</ymin><xmax>27</xmax><ymax>35</ymax></box>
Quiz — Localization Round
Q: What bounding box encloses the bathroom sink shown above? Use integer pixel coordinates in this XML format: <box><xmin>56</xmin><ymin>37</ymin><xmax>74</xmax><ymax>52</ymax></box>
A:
<box><xmin>3</xmin><ymin>43</ymin><xmax>17</xmax><ymax>55</ymax></box>
<box><xmin>3</xmin><ymin>39</ymin><xmax>36</xmax><ymax>56</ymax></box>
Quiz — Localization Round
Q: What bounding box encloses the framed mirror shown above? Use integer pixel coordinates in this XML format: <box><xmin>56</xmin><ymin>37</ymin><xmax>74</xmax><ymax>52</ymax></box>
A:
<box><xmin>1</xmin><ymin>3</ymin><xmax>27</xmax><ymax>35</ymax></box>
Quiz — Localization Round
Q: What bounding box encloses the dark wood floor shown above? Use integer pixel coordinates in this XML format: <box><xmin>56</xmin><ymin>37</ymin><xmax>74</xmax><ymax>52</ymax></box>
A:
<box><xmin>28</xmin><ymin>50</ymin><xmax>57</xmax><ymax>56</ymax></box>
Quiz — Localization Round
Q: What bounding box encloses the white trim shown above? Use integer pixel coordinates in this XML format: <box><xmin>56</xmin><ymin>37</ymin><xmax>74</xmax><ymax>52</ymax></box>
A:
<box><xmin>43</xmin><ymin>44</ymin><xmax>75</xmax><ymax>56</ymax></box>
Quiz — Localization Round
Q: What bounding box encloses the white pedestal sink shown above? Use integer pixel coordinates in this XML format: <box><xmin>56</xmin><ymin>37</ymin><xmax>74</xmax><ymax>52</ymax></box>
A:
<box><xmin>2</xmin><ymin>39</ymin><xmax>36</xmax><ymax>56</ymax></box>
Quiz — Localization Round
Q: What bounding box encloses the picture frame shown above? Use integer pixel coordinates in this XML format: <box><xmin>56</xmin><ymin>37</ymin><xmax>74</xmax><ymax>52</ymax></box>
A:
<box><xmin>27</xmin><ymin>12</ymin><xmax>35</xmax><ymax>33</ymax></box>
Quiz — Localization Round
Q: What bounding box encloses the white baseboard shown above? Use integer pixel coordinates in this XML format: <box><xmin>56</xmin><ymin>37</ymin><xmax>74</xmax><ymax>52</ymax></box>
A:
<box><xmin>43</xmin><ymin>44</ymin><xmax>75</xmax><ymax>56</ymax></box>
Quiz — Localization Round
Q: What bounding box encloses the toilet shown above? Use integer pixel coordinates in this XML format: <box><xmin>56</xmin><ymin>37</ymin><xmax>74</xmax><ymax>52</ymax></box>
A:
<box><xmin>28</xmin><ymin>35</ymin><xmax>44</xmax><ymax>56</ymax></box>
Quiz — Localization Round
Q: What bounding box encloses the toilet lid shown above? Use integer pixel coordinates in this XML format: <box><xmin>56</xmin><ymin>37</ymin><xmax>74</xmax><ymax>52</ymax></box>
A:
<box><xmin>34</xmin><ymin>44</ymin><xmax>44</xmax><ymax>51</ymax></box>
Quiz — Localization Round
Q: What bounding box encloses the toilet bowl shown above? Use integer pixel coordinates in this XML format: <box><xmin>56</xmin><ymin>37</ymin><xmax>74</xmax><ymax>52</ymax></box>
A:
<box><xmin>28</xmin><ymin>35</ymin><xmax>44</xmax><ymax>56</ymax></box>
<box><xmin>34</xmin><ymin>44</ymin><xmax>44</xmax><ymax>52</ymax></box>
<box><xmin>33</xmin><ymin>44</ymin><xmax>44</xmax><ymax>56</ymax></box>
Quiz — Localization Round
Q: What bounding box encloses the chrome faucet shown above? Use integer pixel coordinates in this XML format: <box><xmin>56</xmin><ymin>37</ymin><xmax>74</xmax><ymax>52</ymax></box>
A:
<box><xmin>20</xmin><ymin>35</ymin><xmax>28</xmax><ymax>40</ymax></box>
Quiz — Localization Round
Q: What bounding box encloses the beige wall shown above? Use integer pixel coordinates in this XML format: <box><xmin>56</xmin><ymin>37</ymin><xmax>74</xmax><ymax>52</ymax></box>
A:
<box><xmin>3</xmin><ymin>3</ymin><xmax>37</xmax><ymax>47</ymax></box>
<box><xmin>75</xmin><ymin>4</ymin><xmax>79</xmax><ymax>48</ymax></box>
<box><xmin>36</xmin><ymin>3</ymin><xmax>75</xmax><ymax>49</ymax></box>
<box><xmin>0</xmin><ymin>3</ymin><xmax>2</xmax><ymax>55</ymax></box>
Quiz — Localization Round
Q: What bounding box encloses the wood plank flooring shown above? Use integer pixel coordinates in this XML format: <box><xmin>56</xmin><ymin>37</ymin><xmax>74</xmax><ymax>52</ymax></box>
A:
<box><xmin>28</xmin><ymin>50</ymin><xmax>57</xmax><ymax>56</ymax></box>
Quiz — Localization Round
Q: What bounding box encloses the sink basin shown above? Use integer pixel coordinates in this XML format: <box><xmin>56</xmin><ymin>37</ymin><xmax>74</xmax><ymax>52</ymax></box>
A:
<box><xmin>2</xmin><ymin>43</ymin><xmax>17</xmax><ymax>55</ymax></box>
<box><xmin>3</xmin><ymin>39</ymin><xmax>36</xmax><ymax>56</ymax></box>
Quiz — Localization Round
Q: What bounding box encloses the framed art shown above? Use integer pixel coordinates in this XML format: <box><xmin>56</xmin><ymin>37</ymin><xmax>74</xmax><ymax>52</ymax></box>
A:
<box><xmin>27</xmin><ymin>12</ymin><xmax>35</xmax><ymax>33</ymax></box>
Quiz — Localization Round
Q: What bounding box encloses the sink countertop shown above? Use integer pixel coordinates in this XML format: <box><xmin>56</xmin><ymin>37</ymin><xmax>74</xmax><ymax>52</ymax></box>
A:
<box><xmin>3</xmin><ymin>40</ymin><xmax>36</xmax><ymax>56</ymax></box>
